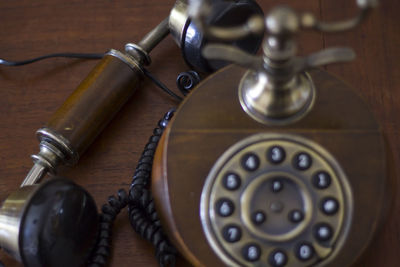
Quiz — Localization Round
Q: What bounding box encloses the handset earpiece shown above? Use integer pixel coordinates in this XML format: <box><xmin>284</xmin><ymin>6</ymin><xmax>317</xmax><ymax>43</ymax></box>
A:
<box><xmin>170</xmin><ymin>0</ymin><xmax>264</xmax><ymax>73</ymax></box>
<box><xmin>0</xmin><ymin>179</ymin><xmax>98</xmax><ymax>267</ymax></box>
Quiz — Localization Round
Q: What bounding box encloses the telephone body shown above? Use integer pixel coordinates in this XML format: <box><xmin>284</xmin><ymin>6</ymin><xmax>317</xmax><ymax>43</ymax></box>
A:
<box><xmin>152</xmin><ymin>1</ymin><xmax>394</xmax><ymax>265</ymax></box>
<box><xmin>152</xmin><ymin>58</ymin><xmax>393</xmax><ymax>266</ymax></box>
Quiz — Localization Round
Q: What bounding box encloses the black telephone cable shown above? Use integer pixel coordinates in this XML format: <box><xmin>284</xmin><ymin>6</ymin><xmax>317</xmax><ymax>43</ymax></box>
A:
<box><xmin>87</xmin><ymin>109</ymin><xmax>177</xmax><ymax>267</ymax></box>
<box><xmin>0</xmin><ymin>53</ymin><xmax>183</xmax><ymax>102</ymax></box>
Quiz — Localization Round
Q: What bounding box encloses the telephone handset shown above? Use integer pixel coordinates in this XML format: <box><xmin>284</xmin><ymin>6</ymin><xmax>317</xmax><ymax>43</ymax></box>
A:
<box><xmin>152</xmin><ymin>0</ymin><xmax>393</xmax><ymax>266</ymax></box>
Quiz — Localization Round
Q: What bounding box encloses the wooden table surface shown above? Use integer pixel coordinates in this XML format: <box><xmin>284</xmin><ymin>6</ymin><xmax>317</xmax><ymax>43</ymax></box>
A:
<box><xmin>0</xmin><ymin>0</ymin><xmax>399</xmax><ymax>266</ymax></box>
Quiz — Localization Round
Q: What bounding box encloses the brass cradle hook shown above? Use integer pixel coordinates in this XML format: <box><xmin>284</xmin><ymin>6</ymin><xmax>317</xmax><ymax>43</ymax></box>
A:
<box><xmin>191</xmin><ymin>0</ymin><xmax>377</xmax><ymax>124</ymax></box>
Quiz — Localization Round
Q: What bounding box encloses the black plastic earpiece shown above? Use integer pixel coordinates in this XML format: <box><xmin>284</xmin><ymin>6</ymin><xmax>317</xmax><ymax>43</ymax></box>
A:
<box><xmin>0</xmin><ymin>179</ymin><xmax>98</xmax><ymax>267</ymax></box>
<box><xmin>170</xmin><ymin>0</ymin><xmax>264</xmax><ymax>73</ymax></box>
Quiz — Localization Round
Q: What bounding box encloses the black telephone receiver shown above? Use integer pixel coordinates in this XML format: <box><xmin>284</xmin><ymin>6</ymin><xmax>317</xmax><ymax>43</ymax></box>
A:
<box><xmin>0</xmin><ymin>0</ymin><xmax>264</xmax><ymax>266</ymax></box>
<box><xmin>152</xmin><ymin>0</ymin><xmax>394</xmax><ymax>266</ymax></box>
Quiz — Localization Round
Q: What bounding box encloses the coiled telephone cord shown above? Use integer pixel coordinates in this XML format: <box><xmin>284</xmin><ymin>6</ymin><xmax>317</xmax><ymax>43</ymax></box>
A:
<box><xmin>87</xmin><ymin>109</ymin><xmax>177</xmax><ymax>267</ymax></box>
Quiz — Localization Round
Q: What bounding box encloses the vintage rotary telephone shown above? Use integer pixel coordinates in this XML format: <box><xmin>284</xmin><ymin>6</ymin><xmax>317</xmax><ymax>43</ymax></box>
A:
<box><xmin>152</xmin><ymin>0</ymin><xmax>393</xmax><ymax>266</ymax></box>
<box><xmin>0</xmin><ymin>0</ymin><xmax>264</xmax><ymax>266</ymax></box>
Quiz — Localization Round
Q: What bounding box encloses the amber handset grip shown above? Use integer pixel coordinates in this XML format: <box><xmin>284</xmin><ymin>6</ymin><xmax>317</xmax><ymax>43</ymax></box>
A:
<box><xmin>46</xmin><ymin>50</ymin><xmax>143</xmax><ymax>157</ymax></box>
<box><xmin>20</xmin><ymin>18</ymin><xmax>170</xmax><ymax>187</ymax></box>
<box><xmin>18</xmin><ymin>50</ymin><xmax>147</xmax><ymax>187</ymax></box>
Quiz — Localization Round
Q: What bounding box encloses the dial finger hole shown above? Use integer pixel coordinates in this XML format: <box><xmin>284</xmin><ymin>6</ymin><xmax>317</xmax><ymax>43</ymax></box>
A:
<box><xmin>215</xmin><ymin>198</ymin><xmax>235</xmax><ymax>217</ymax></box>
<box><xmin>320</xmin><ymin>197</ymin><xmax>339</xmax><ymax>216</ymax></box>
<box><xmin>268</xmin><ymin>249</ymin><xmax>288</xmax><ymax>267</ymax></box>
<box><xmin>314</xmin><ymin>223</ymin><xmax>334</xmax><ymax>242</ymax></box>
<box><xmin>296</xmin><ymin>242</ymin><xmax>315</xmax><ymax>261</ymax></box>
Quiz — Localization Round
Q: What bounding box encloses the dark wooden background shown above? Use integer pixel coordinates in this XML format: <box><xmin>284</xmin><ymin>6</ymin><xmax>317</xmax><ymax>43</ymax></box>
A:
<box><xmin>0</xmin><ymin>0</ymin><xmax>398</xmax><ymax>266</ymax></box>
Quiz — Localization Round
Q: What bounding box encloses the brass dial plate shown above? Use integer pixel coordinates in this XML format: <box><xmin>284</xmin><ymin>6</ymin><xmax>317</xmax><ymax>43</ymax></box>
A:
<box><xmin>200</xmin><ymin>133</ymin><xmax>353</xmax><ymax>267</ymax></box>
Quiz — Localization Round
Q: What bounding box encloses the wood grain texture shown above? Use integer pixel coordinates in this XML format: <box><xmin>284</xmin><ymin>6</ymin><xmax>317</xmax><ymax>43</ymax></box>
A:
<box><xmin>0</xmin><ymin>0</ymin><xmax>398</xmax><ymax>266</ymax></box>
